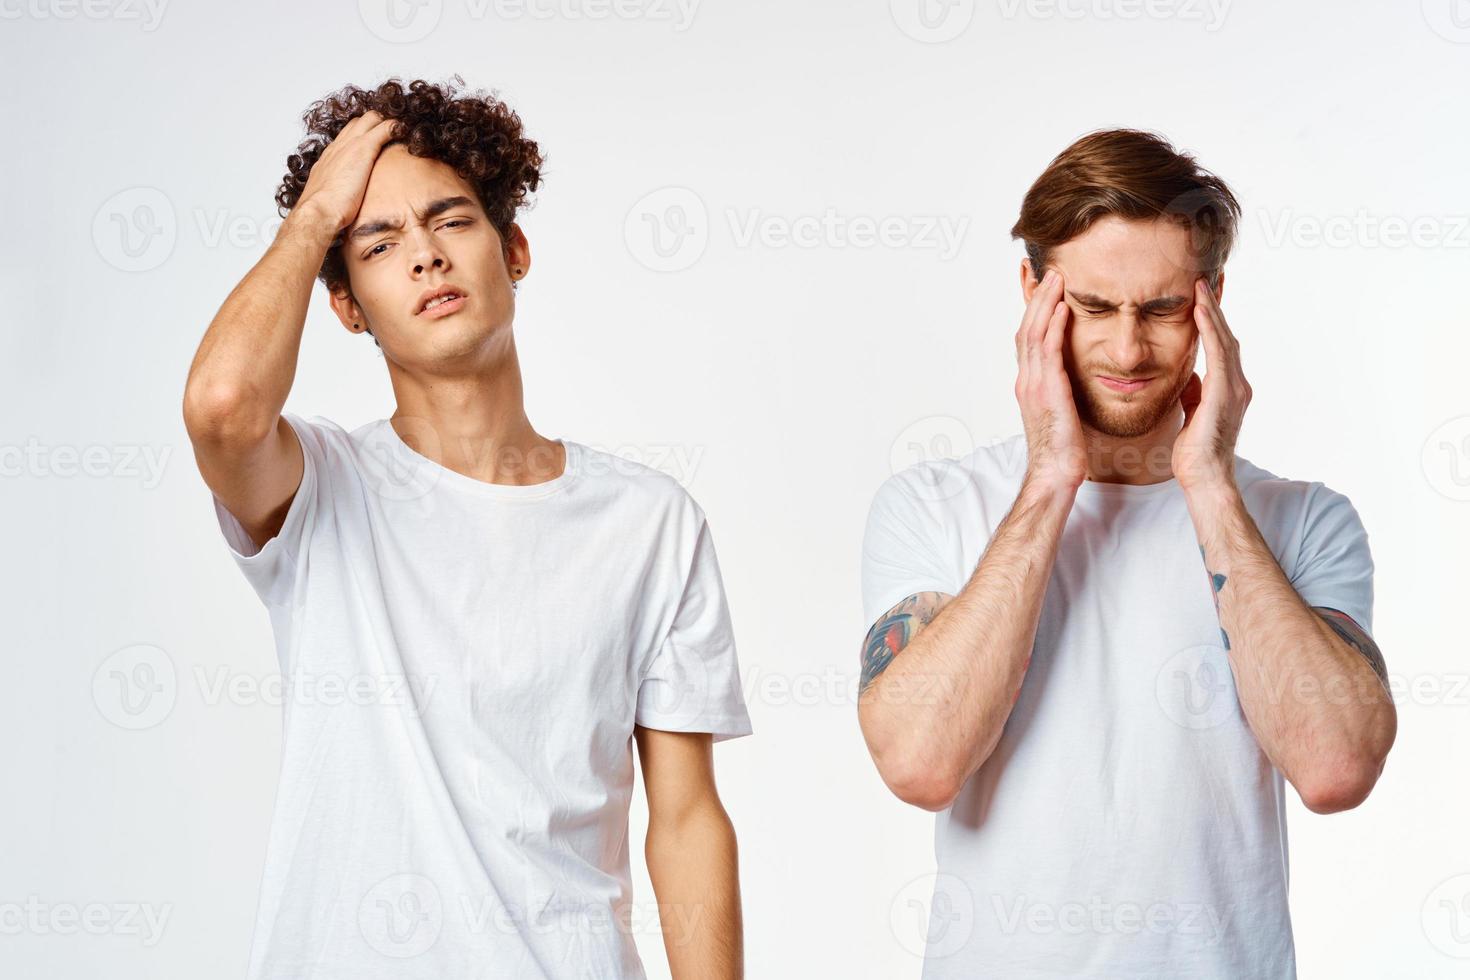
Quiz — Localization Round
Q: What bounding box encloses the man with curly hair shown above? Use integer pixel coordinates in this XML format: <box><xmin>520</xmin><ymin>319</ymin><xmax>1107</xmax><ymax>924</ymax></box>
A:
<box><xmin>184</xmin><ymin>77</ymin><xmax>750</xmax><ymax>979</ymax></box>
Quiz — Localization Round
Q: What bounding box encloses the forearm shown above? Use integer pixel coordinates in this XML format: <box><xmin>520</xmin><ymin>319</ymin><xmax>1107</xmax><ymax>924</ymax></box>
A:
<box><xmin>859</xmin><ymin>478</ymin><xmax>1076</xmax><ymax>809</ymax></box>
<box><xmin>645</xmin><ymin>802</ymin><xmax>742</xmax><ymax>980</ymax></box>
<box><xmin>1188</xmin><ymin>484</ymin><xmax>1396</xmax><ymax>810</ymax></box>
<box><xmin>183</xmin><ymin>205</ymin><xmax>336</xmax><ymax>443</ymax></box>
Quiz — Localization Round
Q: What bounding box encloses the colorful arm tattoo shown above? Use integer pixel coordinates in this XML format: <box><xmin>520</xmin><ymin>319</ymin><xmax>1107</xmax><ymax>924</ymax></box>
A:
<box><xmin>859</xmin><ymin>592</ymin><xmax>949</xmax><ymax>694</ymax></box>
<box><xmin>1313</xmin><ymin>606</ymin><xmax>1388</xmax><ymax>684</ymax></box>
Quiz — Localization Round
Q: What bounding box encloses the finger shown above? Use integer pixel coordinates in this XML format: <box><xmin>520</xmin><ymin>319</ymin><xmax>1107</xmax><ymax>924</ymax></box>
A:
<box><xmin>1025</xmin><ymin>270</ymin><xmax>1062</xmax><ymax>355</ymax></box>
<box><xmin>1031</xmin><ymin>300</ymin><xmax>1067</xmax><ymax>402</ymax></box>
<box><xmin>368</xmin><ymin>117</ymin><xmax>400</xmax><ymax>142</ymax></box>
<box><xmin>1193</xmin><ymin>280</ymin><xmax>1228</xmax><ymax>377</ymax></box>
<box><xmin>1016</xmin><ymin>268</ymin><xmax>1057</xmax><ymax>359</ymax></box>
<box><xmin>1043</xmin><ymin>298</ymin><xmax>1068</xmax><ymax>361</ymax></box>
<box><xmin>1196</xmin><ymin>277</ymin><xmax>1239</xmax><ymax>359</ymax></box>
<box><xmin>1193</xmin><ymin>279</ymin><xmax>1240</xmax><ymax>390</ymax></box>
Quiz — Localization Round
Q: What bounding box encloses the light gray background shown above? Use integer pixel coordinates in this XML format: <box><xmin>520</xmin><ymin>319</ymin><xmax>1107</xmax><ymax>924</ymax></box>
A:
<box><xmin>3</xmin><ymin>0</ymin><xmax>1468</xmax><ymax>976</ymax></box>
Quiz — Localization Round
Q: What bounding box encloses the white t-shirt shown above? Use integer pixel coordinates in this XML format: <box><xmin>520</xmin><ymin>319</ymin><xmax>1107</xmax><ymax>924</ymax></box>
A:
<box><xmin>212</xmin><ymin>413</ymin><xmax>752</xmax><ymax>980</ymax></box>
<box><xmin>861</xmin><ymin>433</ymin><xmax>1374</xmax><ymax>980</ymax></box>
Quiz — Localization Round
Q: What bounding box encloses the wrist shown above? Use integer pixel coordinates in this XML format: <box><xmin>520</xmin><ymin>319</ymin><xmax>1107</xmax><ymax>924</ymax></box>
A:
<box><xmin>1183</xmin><ymin>478</ymin><xmax>1242</xmax><ymax>520</ymax></box>
<box><xmin>1019</xmin><ymin>472</ymin><xmax>1080</xmax><ymax>512</ymax></box>
<box><xmin>276</xmin><ymin>202</ymin><xmax>341</xmax><ymax>254</ymax></box>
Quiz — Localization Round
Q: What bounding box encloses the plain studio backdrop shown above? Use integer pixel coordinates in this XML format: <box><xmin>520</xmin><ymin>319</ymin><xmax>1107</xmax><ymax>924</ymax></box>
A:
<box><xmin>3</xmin><ymin>1</ymin><xmax>1467</xmax><ymax>976</ymax></box>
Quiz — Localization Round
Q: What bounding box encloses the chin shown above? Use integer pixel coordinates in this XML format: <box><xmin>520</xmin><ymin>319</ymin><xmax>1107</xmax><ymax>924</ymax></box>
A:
<box><xmin>1077</xmin><ymin>380</ymin><xmax>1180</xmax><ymax>438</ymax></box>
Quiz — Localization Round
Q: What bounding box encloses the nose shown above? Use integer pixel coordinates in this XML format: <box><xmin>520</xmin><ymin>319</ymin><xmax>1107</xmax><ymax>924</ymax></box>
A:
<box><xmin>406</xmin><ymin>227</ymin><xmax>450</xmax><ymax>277</ymax></box>
<box><xmin>1104</xmin><ymin>312</ymin><xmax>1150</xmax><ymax>374</ymax></box>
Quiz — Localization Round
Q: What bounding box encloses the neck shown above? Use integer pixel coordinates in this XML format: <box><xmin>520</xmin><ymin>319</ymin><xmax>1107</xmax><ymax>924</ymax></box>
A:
<box><xmin>1081</xmin><ymin>409</ymin><xmax>1184</xmax><ymax>486</ymax></box>
<box><xmin>385</xmin><ymin>336</ymin><xmax>564</xmax><ymax>486</ymax></box>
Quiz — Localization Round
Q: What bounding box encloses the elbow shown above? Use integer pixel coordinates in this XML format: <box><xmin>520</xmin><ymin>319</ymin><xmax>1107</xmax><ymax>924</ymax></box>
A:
<box><xmin>870</xmin><ymin>744</ymin><xmax>969</xmax><ymax>812</ymax></box>
<box><xmin>182</xmin><ymin>378</ymin><xmax>273</xmax><ymax>447</ymax></box>
<box><xmin>1298</xmin><ymin>756</ymin><xmax>1385</xmax><ymax>815</ymax></box>
<box><xmin>859</xmin><ymin>702</ymin><xmax>986</xmax><ymax>812</ymax></box>
<box><xmin>888</xmin><ymin>773</ymin><xmax>963</xmax><ymax>813</ymax></box>
<box><xmin>1299</xmin><ymin>702</ymin><xmax>1397</xmax><ymax>815</ymax></box>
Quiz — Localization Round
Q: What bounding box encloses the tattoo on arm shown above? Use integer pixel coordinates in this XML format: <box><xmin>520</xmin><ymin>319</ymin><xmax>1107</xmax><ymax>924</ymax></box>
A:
<box><xmin>859</xmin><ymin>592</ymin><xmax>949</xmax><ymax>694</ymax></box>
<box><xmin>1200</xmin><ymin>544</ymin><xmax>1231</xmax><ymax>651</ymax></box>
<box><xmin>1313</xmin><ymin>606</ymin><xmax>1388</xmax><ymax>684</ymax></box>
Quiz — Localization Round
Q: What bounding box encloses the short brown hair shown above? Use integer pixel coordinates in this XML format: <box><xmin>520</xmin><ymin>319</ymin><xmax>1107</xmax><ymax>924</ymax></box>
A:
<box><xmin>1010</xmin><ymin>128</ymin><xmax>1241</xmax><ymax>287</ymax></box>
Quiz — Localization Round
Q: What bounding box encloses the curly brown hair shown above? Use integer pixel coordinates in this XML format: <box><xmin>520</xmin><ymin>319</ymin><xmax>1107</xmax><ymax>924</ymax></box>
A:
<box><xmin>275</xmin><ymin>75</ymin><xmax>544</xmax><ymax>296</ymax></box>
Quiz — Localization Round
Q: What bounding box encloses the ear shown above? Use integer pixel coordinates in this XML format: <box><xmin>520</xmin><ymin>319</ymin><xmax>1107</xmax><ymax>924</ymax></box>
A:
<box><xmin>503</xmin><ymin>222</ymin><xmax>531</xmax><ymax>283</ymax></box>
<box><xmin>1020</xmin><ymin>258</ymin><xmax>1040</xmax><ymax>304</ymax></box>
<box><xmin>327</xmin><ymin>287</ymin><xmax>368</xmax><ymax>336</ymax></box>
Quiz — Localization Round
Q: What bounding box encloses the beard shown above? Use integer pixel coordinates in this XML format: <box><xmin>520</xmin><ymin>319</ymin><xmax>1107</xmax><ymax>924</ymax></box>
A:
<box><xmin>1069</xmin><ymin>362</ymin><xmax>1194</xmax><ymax>439</ymax></box>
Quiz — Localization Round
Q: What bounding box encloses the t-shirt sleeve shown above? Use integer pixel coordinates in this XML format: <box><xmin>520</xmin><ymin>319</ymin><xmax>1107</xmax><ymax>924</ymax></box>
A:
<box><xmin>1288</xmin><ymin>482</ymin><xmax>1375</xmax><ymax>635</ymax></box>
<box><xmin>860</xmin><ymin>468</ymin><xmax>956</xmax><ymax>629</ymax></box>
<box><xmin>634</xmin><ymin>511</ymin><xmax>753</xmax><ymax>743</ymax></box>
<box><xmin>210</xmin><ymin>412</ymin><xmax>322</xmax><ymax>610</ymax></box>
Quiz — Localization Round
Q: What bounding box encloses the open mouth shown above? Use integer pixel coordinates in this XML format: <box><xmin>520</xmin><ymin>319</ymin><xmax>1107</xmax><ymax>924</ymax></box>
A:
<box><xmin>416</xmin><ymin>287</ymin><xmax>467</xmax><ymax>318</ymax></box>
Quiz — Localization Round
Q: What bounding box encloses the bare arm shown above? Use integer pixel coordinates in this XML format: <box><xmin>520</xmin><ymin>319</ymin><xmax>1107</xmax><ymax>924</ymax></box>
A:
<box><xmin>634</xmin><ymin>727</ymin><xmax>742</xmax><ymax>980</ymax></box>
<box><xmin>181</xmin><ymin>111</ymin><xmax>397</xmax><ymax>548</ymax></box>
<box><xmin>857</xmin><ymin>268</ymin><xmax>1084</xmax><ymax>812</ymax></box>
<box><xmin>1175</xmin><ymin>278</ymin><xmax>1394</xmax><ymax>813</ymax></box>
<box><xmin>857</xmin><ymin>479</ymin><xmax>1074</xmax><ymax>811</ymax></box>
<box><xmin>1189</xmin><ymin>486</ymin><xmax>1395</xmax><ymax>813</ymax></box>
<box><xmin>182</xmin><ymin>208</ymin><xmax>329</xmax><ymax>547</ymax></box>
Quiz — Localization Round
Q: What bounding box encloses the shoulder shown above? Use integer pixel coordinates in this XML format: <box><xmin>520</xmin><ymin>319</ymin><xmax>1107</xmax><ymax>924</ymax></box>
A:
<box><xmin>569</xmin><ymin>440</ymin><xmax>708</xmax><ymax>523</ymax></box>
<box><xmin>871</xmin><ymin>432</ymin><xmax>1026</xmax><ymax>519</ymax></box>
<box><xmin>1235</xmin><ymin>456</ymin><xmax>1361</xmax><ymax>523</ymax></box>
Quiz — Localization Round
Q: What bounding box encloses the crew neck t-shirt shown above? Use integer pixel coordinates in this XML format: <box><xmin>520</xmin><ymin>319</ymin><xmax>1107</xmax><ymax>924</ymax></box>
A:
<box><xmin>212</xmin><ymin>413</ymin><xmax>753</xmax><ymax>979</ymax></box>
<box><xmin>860</xmin><ymin>433</ymin><xmax>1375</xmax><ymax>980</ymax></box>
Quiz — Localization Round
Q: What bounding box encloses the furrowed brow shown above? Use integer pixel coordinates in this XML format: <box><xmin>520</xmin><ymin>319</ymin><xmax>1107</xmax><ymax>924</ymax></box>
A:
<box><xmin>1066</xmin><ymin>291</ymin><xmax>1191</xmax><ymax>312</ymax></box>
<box><xmin>1141</xmin><ymin>294</ymin><xmax>1191</xmax><ymax>313</ymax></box>
<box><xmin>1067</xmin><ymin>291</ymin><xmax>1118</xmax><ymax>310</ymax></box>
<box><xmin>348</xmin><ymin>195</ymin><xmax>477</xmax><ymax>242</ymax></box>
